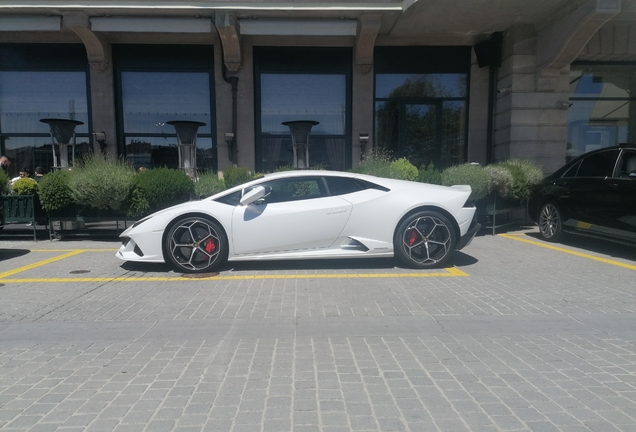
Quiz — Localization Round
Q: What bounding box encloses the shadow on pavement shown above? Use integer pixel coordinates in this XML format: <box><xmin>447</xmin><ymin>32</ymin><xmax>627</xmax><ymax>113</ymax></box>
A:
<box><xmin>0</xmin><ymin>249</ymin><xmax>31</xmax><ymax>261</ymax></box>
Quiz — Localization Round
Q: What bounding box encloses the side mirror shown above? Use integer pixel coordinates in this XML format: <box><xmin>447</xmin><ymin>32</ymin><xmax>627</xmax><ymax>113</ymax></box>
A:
<box><xmin>240</xmin><ymin>186</ymin><xmax>266</xmax><ymax>206</ymax></box>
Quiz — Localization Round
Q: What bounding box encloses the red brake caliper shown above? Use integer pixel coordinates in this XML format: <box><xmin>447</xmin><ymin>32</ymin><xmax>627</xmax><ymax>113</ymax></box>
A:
<box><xmin>203</xmin><ymin>238</ymin><xmax>216</xmax><ymax>253</ymax></box>
<box><xmin>407</xmin><ymin>229</ymin><xmax>420</xmax><ymax>246</ymax></box>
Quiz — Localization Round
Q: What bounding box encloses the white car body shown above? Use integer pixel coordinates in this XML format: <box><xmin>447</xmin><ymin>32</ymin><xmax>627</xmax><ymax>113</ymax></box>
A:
<box><xmin>117</xmin><ymin>170</ymin><xmax>479</xmax><ymax>269</ymax></box>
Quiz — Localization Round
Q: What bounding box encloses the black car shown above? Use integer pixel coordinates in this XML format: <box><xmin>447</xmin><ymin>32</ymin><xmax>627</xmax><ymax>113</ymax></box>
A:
<box><xmin>528</xmin><ymin>143</ymin><xmax>636</xmax><ymax>245</ymax></box>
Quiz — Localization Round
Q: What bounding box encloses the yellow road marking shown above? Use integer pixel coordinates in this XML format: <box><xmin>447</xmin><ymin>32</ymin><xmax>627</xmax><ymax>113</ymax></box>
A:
<box><xmin>499</xmin><ymin>233</ymin><xmax>636</xmax><ymax>271</ymax></box>
<box><xmin>0</xmin><ymin>248</ymin><xmax>469</xmax><ymax>282</ymax></box>
<box><xmin>0</xmin><ymin>268</ymin><xmax>468</xmax><ymax>283</ymax></box>
<box><xmin>0</xmin><ymin>250</ymin><xmax>87</xmax><ymax>279</ymax></box>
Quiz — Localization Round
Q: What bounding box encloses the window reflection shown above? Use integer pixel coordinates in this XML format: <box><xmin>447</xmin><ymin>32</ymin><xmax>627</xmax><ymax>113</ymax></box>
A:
<box><xmin>120</xmin><ymin>71</ymin><xmax>214</xmax><ymax>172</ymax></box>
<box><xmin>0</xmin><ymin>71</ymin><xmax>89</xmax><ymax>134</ymax></box>
<box><xmin>374</xmin><ymin>72</ymin><xmax>468</xmax><ymax>169</ymax></box>
<box><xmin>261</xmin><ymin>74</ymin><xmax>346</xmax><ymax>135</ymax></box>
<box><xmin>567</xmin><ymin>65</ymin><xmax>635</xmax><ymax>160</ymax></box>
<box><xmin>124</xmin><ymin>136</ymin><xmax>215</xmax><ymax>172</ymax></box>
<box><xmin>375</xmin><ymin>74</ymin><xmax>467</xmax><ymax>99</ymax></box>
<box><xmin>0</xmin><ymin>71</ymin><xmax>88</xmax><ymax>176</ymax></box>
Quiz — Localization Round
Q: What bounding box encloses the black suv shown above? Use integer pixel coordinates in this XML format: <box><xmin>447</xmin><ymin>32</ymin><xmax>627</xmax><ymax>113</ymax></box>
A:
<box><xmin>528</xmin><ymin>144</ymin><xmax>636</xmax><ymax>245</ymax></box>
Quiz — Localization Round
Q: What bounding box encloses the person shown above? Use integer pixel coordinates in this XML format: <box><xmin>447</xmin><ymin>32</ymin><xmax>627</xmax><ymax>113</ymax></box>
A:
<box><xmin>11</xmin><ymin>167</ymin><xmax>30</xmax><ymax>185</ymax></box>
<box><xmin>33</xmin><ymin>166</ymin><xmax>45</xmax><ymax>182</ymax></box>
<box><xmin>0</xmin><ymin>155</ymin><xmax>11</xmax><ymax>170</ymax></box>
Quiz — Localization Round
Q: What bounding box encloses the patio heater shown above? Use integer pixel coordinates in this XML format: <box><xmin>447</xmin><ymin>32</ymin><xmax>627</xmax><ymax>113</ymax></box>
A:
<box><xmin>282</xmin><ymin>120</ymin><xmax>319</xmax><ymax>169</ymax></box>
<box><xmin>167</xmin><ymin>120</ymin><xmax>206</xmax><ymax>180</ymax></box>
<box><xmin>39</xmin><ymin>118</ymin><xmax>84</xmax><ymax>169</ymax></box>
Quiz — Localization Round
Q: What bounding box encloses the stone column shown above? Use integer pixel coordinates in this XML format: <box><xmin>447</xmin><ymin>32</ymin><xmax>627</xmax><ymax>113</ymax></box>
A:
<box><xmin>494</xmin><ymin>24</ymin><xmax>570</xmax><ymax>174</ymax></box>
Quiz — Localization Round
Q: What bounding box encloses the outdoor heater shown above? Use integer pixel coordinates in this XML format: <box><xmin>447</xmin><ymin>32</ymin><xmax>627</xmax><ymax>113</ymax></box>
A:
<box><xmin>282</xmin><ymin>120</ymin><xmax>319</xmax><ymax>169</ymax></box>
<box><xmin>167</xmin><ymin>120</ymin><xmax>206</xmax><ymax>180</ymax></box>
<box><xmin>39</xmin><ymin>118</ymin><xmax>84</xmax><ymax>169</ymax></box>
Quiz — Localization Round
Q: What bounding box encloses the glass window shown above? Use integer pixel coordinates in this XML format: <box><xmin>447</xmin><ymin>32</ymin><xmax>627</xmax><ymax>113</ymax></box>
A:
<box><xmin>0</xmin><ymin>44</ymin><xmax>89</xmax><ymax>177</ymax></box>
<box><xmin>576</xmin><ymin>149</ymin><xmax>619</xmax><ymax>177</ymax></box>
<box><xmin>567</xmin><ymin>64</ymin><xmax>636</xmax><ymax>160</ymax></box>
<box><xmin>617</xmin><ymin>150</ymin><xmax>636</xmax><ymax>178</ymax></box>
<box><xmin>374</xmin><ymin>47</ymin><xmax>470</xmax><ymax>170</ymax></box>
<box><xmin>255</xmin><ymin>47</ymin><xmax>351</xmax><ymax>173</ymax></box>
<box><xmin>375</xmin><ymin>74</ymin><xmax>467</xmax><ymax>98</ymax></box>
<box><xmin>115</xmin><ymin>45</ymin><xmax>216</xmax><ymax>173</ymax></box>
<box><xmin>324</xmin><ymin>176</ymin><xmax>364</xmax><ymax>196</ymax></box>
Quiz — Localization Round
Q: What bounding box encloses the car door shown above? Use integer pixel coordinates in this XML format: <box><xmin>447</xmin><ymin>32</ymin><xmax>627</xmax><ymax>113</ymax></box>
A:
<box><xmin>568</xmin><ymin>149</ymin><xmax>621</xmax><ymax>233</ymax></box>
<box><xmin>231</xmin><ymin>176</ymin><xmax>352</xmax><ymax>255</ymax></box>
<box><xmin>604</xmin><ymin>148</ymin><xmax>636</xmax><ymax>241</ymax></box>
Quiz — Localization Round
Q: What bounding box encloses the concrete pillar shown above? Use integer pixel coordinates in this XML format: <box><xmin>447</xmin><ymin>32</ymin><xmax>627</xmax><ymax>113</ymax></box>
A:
<box><xmin>215</xmin><ymin>40</ymin><xmax>255</xmax><ymax>172</ymax></box>
<box><xmin>351</xmin><ymin>61</ymin><xmax>374</xmax><ymax>168</ymax></box>
<box><xmin>494</xmin><ymin>24</ymin><xmax>570</xmax><ymax>174</ymax></box>
<box><xmin>87</xmin><ymin>37</ymin><xmax>117</xmax><ymax>156</ymax></box>
<box><xmin>467</xmin><ymin>49</ymin><xmax>490</xmax><ymax>166</ymax></box>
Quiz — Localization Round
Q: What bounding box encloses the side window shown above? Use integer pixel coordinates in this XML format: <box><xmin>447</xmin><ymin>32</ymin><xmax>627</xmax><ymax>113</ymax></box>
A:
<box><xmin>324</xmin><ymin>176</ymin><xmax>364</xmax><ymax>196</ymax></box>
<box><xmin>252</xmin><ymin>177</ymin><xmax>326</xmax><ymax>204</ymax></box>
<box><xmin>617</xmin><ymin>150</ymin><xmax>636</xmax><ymax>178</ymax></box>
<box><xmin>561</xmin><ymin>161</ymin><xmax>581</xmax><ymax>178</ymax></box>
<box><xmin>575</xmin><ymin>150</ymin><xmax>619</xmax><ymax>178</ymax></box>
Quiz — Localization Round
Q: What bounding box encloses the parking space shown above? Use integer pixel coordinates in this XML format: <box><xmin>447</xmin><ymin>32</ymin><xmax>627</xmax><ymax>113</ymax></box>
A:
<box><xmin>1</xmin><ymin>229</ymin><xmax>635</xmax><ymax>431</ymax></box>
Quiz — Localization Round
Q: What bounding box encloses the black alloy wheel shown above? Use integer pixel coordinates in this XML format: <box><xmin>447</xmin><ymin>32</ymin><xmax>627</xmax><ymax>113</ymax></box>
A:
<box><xmin>164</xmin><ymin>216</ymin><xmax>228</xmax><ymax>272</ymax></box>
<box><xmin>393</xmin><ymin>210</ymin><xmax>456</xmax><ymax>269</ymax></box>
<box><xmin>538</xmin><ymin>202</ymin><xmax>564</xmax><ymax>242</ymax></box>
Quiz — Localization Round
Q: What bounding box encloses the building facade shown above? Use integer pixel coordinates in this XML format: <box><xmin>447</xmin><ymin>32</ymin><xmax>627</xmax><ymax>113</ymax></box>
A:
<box><xmin>0</xmin><ymin>0</ymin><xmax>634</xmax><ymax>179</ymax></box>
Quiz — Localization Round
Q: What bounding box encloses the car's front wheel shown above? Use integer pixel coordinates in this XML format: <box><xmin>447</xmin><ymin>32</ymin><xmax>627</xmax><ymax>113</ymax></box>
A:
<box><xmin>164</xmin><ymin>216</ymin><xmax>228</xmax><ymax>273</ymax></box>
<box><xmin>393</xmin><ymin>210</ymin><xmax>457</xmax><ymax>269</ymax></box>
<box><xmin>538</xmin><ymin>202</ymin><xmax>564</xmax><ymax>242</ymax></box>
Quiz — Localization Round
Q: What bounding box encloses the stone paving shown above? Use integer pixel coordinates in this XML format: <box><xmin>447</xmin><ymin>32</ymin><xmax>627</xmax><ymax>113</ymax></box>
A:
<box><xmin>0</xmin><ymin>229</ymin><xmax>635</xmax><ymax>431</ymax></box>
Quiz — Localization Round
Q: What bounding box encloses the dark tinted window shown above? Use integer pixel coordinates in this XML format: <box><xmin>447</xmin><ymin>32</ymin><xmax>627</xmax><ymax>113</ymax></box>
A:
<box><xmin>561</xmin><ymin>161</ymin><xmax>581</xmax><ymax>178</ymax></box>
<box><xmin>617</xmin><ymin>149</ymin><xmax>636</xmax><ymax>178</ymax></box>
<box><xmin>214</xmin><ymin>190</ymin><xmax>241</xmax><ymax>206</ymax></box>
<box><xmin>575</xmin><ymin>150</ymin><xmax>619</xmax><ymax>177</ymax></box>
<box><xmin>324</xmin><ymin>176</ymin><xmax>364</xmax><ymax>196</ymax></box>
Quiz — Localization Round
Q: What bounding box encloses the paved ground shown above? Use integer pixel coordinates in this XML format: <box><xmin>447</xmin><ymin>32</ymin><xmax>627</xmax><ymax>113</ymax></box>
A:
<box><xmin>0</xmin><ymin>228</ymin><xmax>635</xmax><ymax>432</ymax></box>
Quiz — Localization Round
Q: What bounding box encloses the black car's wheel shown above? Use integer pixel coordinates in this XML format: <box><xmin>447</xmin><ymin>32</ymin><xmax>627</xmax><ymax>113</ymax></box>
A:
<box><xmin>538</xmin><ymin>202</ymin><xmax>563</xmax><ymax>242</ymax></box>
<box><xmin>164</xmin><ymin>216</ymin><xmax>228</xmax><ymax>273</ymax></box>
<box><xmin>394</xmin><ymin>210</ymin><xmax>457</xmax><ymax>269</ymax></box>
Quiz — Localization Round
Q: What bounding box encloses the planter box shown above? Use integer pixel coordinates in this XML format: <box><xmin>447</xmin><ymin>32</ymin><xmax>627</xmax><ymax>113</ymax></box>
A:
<box><xmin>1</xmin><ymin>195</ymin><xmax>40</xmax><ymax>240</ymax></box>
<box><xmin>47</xmin><ymin>204</ymin><xmax>135</xmax><ymax>240</ymax></box>
<box><xmin>476</xmin><ymin>194</ymin><xmax>526</xmax><ymax>235</ymax></box>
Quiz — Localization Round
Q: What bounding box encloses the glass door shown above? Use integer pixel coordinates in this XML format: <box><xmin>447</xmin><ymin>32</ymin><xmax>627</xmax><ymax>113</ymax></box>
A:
<box><xmin>402</xmin><ymin>102</ymin><xmax>437</xmax><ymax>168</ymax></box>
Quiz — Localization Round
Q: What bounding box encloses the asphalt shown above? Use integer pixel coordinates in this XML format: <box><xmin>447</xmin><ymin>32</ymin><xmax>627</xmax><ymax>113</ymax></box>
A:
<box><xmin>0</xmin><ymin>227</ymin><xmax>635</xmax><ymax>432</ymax></box>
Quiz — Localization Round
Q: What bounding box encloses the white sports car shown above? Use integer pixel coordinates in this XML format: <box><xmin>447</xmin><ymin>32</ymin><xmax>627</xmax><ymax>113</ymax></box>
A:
<box><xmin>117</xmin><ymin>170</ymin><xmax>480</xmax><ymax>272</ymax></box>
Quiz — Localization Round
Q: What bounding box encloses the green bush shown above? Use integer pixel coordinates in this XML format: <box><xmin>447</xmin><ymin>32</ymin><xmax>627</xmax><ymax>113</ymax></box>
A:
<box><xmin>70</xmin><ymin>155</ymin><xmax>135</xmax><ymax>211</ymax></box>
<box><xmin>496</xmin><ymin>162</ymin><xmax>527</xmax><ymax>200</ymax></box>
<box><xmin>11</xmin><ymin>177</ymin><xmax>38</xmax><ymax>196</ymax></box>
<box><xmin>390</xmin><ymin>158</ymin><xmax>418</xmax><ymax>181</ymax></box>
<box><xmin>127</xmin><ymin>168</ymin><xmax>194</xmax><ymax>217</ymax></box>
<box><xmin>417</xmin><ymin>163</ymin><xmax>442</xmax><ymax>185</ymax></box>
<box><xmin>38</xmin><ymin>170</ymin><xmax>74</xmax><ymax>211</ymax></box>
<box><xmin>223</xmin><ymin>166</ymin><xmax>254</xmax><ymax>189</ymax></box>
<box><xmin>503</xmin><ymin>158</ymin><xmax>544</xmax><ymax>187</ymax></box>
<box><xmin>485</xmin><ymin>164</ymin><xmax>513</xmax><ymax>198</ymax></box>
<box><xmin>351</xmin><ymin>147</ymin><xmax>395</xmax><ymax>178</ymax></box>
<box><xmin>194</xmin><ymin>173</ymin><xmax>227</xmax><ymax>198</ymax></box>
<box><xmin>441</xmin><ymin>163</ymin><xmax>490</xmax><ymax>201</ymax></box>
<box><xmin>0</xmin><ymin>170</ymin><xmax>9</xmax><ymax>194</ymax></box>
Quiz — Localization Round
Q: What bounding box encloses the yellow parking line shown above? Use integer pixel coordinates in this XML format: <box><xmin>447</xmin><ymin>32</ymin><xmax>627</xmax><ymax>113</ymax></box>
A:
<box><xmin>0</xmin><ymin>250</ymin><xmax>87</xmax><ymax>279</ymax></box>
<box><xmin>498</xmin><ymin>233</ymin><xmax>636</xmax><ymax>271</ymax></box>
<box><xmin>0</xmin><ymin>266</ymin><xmax>468</xmax><ymax>283</ymax></box>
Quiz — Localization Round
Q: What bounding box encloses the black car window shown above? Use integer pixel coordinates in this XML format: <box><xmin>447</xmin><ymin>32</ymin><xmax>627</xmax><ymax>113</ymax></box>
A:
<box><xmin>245</xmin><ymin>177</ymin><xmax>327</xmax><ymax>204</ymax></box>
<box><xmin>561</xmin><ymin>161</ymin><xmax>581</xmax><ymax>178</ymax></box>
<box><xmin>575</xmin><ymin>150</ymin><xmax>620</xmax><ymax>178</ymax></box>
<box><xmin>324</xmin><ymin>176</ymin><xmax>364</xmax><ymax>196</ymax></box>
<box><xmin>617</xmin><ymin>150</ymin><xmax>636</xmax><ymax>178</ymax></box>
<box><xmin>214</xmin><ymin>190</ymin><xmax>242</xmax><ymax>206</ymax></box>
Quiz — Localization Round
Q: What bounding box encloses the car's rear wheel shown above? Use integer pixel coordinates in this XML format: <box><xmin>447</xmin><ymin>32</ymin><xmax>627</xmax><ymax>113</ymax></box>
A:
<box><xmin>164</xmin><ymin>216</ymin><xmax>228</xmax><ymax>273</ymax></box>
<box><xmin>394</xmin><ymin>210</ymin><xmax>456</xmax><ymax>269</ymax></box>
<box><xmin>538</xmin><ymin>202</ymin><xmax>563</xmax><ymax>242</ymax></box>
